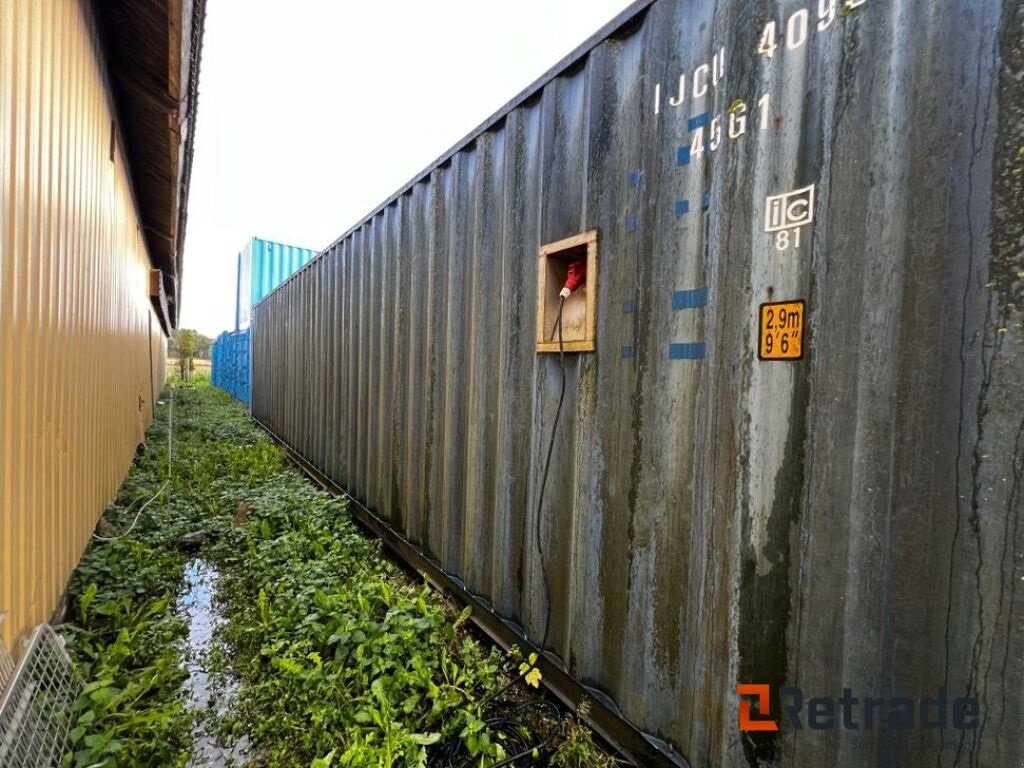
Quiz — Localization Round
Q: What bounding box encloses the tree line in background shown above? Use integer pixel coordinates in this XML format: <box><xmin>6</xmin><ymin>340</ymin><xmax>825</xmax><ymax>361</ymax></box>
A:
<box><xmin>169</xmin><ymin>329</ymin><xmax>211</xmax><ymax>360</ymax></box>
<box><xmin>169</xmin><ymin>328</ymin><xmax>212</xmax><ymax>381</ymax></box>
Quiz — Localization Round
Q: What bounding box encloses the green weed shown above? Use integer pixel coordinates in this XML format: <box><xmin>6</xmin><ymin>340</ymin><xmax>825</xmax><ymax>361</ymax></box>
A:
<box><xmin>550</xmin><ymin>706</ymin><xmax>619</xmax><ymax>768</ymax></box>
<box><xmin>58</xmin><ymin>378</ymin><xmax>612</xmax><ymax>767</ymax></box>
<box><xmin>208</xmin><ymin>461</ymin><xmax>514</xmax><ymax>766</ymax></box>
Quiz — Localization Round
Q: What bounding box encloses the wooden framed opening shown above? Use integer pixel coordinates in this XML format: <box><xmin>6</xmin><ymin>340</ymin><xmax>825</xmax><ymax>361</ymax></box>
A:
<box><xmin>536</xmin><ymin>230</ymin><xmax>598</xmax><ymax>353</ymax></box>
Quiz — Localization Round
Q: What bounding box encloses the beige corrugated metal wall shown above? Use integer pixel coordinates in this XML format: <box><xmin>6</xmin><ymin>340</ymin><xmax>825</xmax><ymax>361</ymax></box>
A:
<box><xmin>0</xmin><ymin>0</ymin><xmax>167</xmax><ymax>659</ymax></box>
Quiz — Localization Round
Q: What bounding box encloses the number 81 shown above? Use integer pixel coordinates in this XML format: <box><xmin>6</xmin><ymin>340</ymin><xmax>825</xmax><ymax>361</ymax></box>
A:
<box><xmin>775</xmin><ymin>228</ymin><xmax>803</xmax><ymax>252</ymax></box>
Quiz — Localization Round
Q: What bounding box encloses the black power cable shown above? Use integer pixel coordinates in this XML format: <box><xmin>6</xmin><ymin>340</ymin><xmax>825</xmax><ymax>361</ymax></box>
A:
<box><xmin>437</xmin><ymin>297</ymin><xmax>569</xmax><ymax>768</ymax></box>
<box><xmin>533</xmin><ymin>294</ymin><xmax>566</xmax><ymax>656</ymax></box>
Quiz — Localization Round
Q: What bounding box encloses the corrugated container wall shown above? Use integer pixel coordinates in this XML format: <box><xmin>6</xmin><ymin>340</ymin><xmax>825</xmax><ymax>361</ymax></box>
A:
<box><xmin>235</xmin><ymin>238</ymin><xmax>316</xmax><ymax>330</ymax></box>
<box><xmin>0</xmin><ymin>0</ymin><xmax>167</xmax><ymax>656</ymax></box>
<box><xmin>253</xmin><ymin>1</ymin><xmax>1022</xmax><ymax>766</ymax></box>
<box><xmin>211</xmin><ymin>329</ymin><xmax>251</xmax><ymax>405</ymax></box>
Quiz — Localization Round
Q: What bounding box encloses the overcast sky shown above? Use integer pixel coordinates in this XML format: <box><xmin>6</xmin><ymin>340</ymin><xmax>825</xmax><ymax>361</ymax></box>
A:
<box><xmin>180</xmin><ymin>0</ymin><xmax>634</xmax><ymax>337</ymax></box>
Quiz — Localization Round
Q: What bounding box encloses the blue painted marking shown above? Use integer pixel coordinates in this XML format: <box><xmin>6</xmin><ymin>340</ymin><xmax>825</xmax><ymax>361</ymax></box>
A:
<box><xmin>688</xmin><ymin>112</ymin><xmax>711</xmax><ymax>131</ymax></box>
<box><xmin>669</xmin><ymin>342</ymin><xmax>707</xmax><ymax>360</ymax></box>
<box><xmin>623</xmin><ymin>300</ymin><xmax>635</xmax><ymax>314</ymax></box>
<box><xmin>621</xmin><ymin>345</ymin><xmax>634</xmax><ymax>359</ymax></box>
<box><xmin>627</xmin><ymin>215</ymin><xmax>638</xmax><ymax>232</ymax></box>
<box><xmin>628</xmin><ymin>170</ymin><xmax>641</xmax><ymax>187</ymax></box>
<box><xmin>672</xmin><ymin>288</ymin><xmax>709</xmax><ymax>310</ymax></box>
<box><xmin>703</xmin><ymin>193</ymin><xmax>712</xmax><ymax>209</ymax></box>
<box><xmin>675</xmin><ymin>200</ymin><xmax>690</xmax><ymax>216</ymax></box>
<box><xmin>677</xmin><ymin>146</ymin><xmax>691</xmax><ymax>166</ymax></box>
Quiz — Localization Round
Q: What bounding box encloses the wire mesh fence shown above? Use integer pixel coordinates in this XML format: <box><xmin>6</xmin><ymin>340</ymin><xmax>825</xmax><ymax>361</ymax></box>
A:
<box><xmin>0</xmin><ymin>625</ymin><xmax>81</xmax><ymax>767</ymax></box>
<box><xmin>0</xmin><ymin>618</ymin><xmax>15</xmax><ymax>692</ymax></box>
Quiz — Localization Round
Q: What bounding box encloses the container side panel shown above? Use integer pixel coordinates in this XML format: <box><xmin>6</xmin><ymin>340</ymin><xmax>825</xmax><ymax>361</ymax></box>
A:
<box><xmin>250</xmin><ymin>1</ymin><xmax>1022</xmax><ymax>764</ymax></box>
<box><xmin>211</xmin><ymin>328</ymin><xmax>251</xmax><ymax>406</ymax></box>
<box><xmin>237</xmin><ymin>237</ymin><xmax>315</xmax><ymax>330</ymax></box>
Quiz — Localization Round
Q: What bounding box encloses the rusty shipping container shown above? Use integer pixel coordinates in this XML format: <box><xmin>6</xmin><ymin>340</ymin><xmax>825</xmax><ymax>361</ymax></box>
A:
<box><xmin>0</xmin><ymin>0</ymin><xmax>202</xmax><ymax>663</ymax></box>
<box><xmin>251</xmin><ymin>1</ymin><xmax>1023</xmax><ymax>766</ymax></box>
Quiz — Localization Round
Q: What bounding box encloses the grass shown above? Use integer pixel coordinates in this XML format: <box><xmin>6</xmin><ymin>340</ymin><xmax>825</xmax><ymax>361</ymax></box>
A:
<box><xmin>58</xmin><ymin>376</ymin><xmax>615</xmax><ymax>767</ymax></box>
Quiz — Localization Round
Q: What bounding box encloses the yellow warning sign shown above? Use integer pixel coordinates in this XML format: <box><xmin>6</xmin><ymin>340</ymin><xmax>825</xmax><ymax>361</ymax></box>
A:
<box><xmin>759</xmin><ymin>300</ymin><xmax>804</xmax><ymax>360</ymax></box>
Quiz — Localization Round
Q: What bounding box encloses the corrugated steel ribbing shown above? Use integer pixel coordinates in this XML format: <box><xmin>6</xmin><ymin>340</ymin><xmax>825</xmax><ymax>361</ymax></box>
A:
<box><xmin>216</xmin><ymin>236</ymin><xmax>315</xmax><ymax>404</ymax></box>
<box><xmin>211</xmin><ymin>329</ymin><xmax>251</xmax><ymax>405</ymax></box>
<box><xmin>236</xmin><ymin>238</ymin><xmax>316</xmax><ymax>330</ymax></box>
<box><xmin>253</xmin><ymin>1</ymin><xmax>1023</xmax><ymax>765</ymax></box>
<box><xmin>0</xmin><ymin>0</ymin><xmax>167</xmax><ymax>656</ymax></box>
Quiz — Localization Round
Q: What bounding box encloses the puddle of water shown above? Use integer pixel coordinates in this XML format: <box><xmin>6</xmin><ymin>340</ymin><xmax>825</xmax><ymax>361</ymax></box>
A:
<box><xmin>178</xmin><ymin>558</ymin><xmax>251</xmax><ymax>767</ymax></box>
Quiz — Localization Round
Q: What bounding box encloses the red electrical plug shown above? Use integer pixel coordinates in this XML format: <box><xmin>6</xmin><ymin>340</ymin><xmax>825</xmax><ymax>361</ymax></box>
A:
<box><xmin>559</xmin><ymin>259</ymin><xmax>587</xmax><ymax>298</ymax></box>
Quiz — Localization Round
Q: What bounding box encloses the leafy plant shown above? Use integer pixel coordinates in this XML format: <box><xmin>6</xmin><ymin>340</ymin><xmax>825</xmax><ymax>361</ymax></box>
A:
<box><xmin>57</xmin><ymin>378</ymin><xmax>613</xmax><ymax>767</ymax></box>
<box><xmin>550</xmin><ymin>720</ymin><xmax>619</xmax><ymax>768</ymax></box>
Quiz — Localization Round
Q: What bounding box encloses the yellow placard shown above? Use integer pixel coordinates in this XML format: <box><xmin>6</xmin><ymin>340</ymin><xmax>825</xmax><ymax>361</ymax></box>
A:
<box><xmin>759</xmin><ymin>300</ymin><xmax>804</xmax><ymax>360</ymax></box>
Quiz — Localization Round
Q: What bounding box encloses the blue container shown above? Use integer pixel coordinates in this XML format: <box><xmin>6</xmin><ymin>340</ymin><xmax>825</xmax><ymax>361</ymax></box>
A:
<box><xmin>211</xmin><ymin>328</ymin><xmax>251</xmax><ymax>405</ymax></box>
<box><xmin>236</xmin><ymin>237</ymin><xmax>317</xmax><ymax>330</ymax></box>
<box><xmin>214</xmin><ymin>237</ymin><xmax>316</xmax><ymax>407</ymax></box>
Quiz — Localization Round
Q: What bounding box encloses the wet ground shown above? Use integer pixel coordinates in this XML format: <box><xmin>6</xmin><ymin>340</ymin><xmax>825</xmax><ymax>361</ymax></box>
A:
<box><xmin>177</xmin><ymin>559</ymin><xmax>251</xmax><ymax>767</ymax></box>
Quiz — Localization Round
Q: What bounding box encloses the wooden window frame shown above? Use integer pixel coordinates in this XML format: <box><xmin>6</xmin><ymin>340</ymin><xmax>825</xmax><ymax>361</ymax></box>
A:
<box><xmin>536</xmin><ymin>230</ymin><xmax>598</xmax><ymax>353</ymax></box>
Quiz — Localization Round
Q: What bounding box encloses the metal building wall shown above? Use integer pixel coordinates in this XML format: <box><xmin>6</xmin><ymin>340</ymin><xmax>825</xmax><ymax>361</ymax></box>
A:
<box><xmin>0</xmin><ymin>0</ymin><xmax>167</xmax><ymax>657</ymax></box>
<box><xmin>252</xmin><ymin>1</ymin><xmax>1022</xmax><ymax>765</ymax></box>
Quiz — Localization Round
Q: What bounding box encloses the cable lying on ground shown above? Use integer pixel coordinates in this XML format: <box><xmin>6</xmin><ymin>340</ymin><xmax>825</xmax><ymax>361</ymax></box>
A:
<box><xmin>93</xmin><ymin>386</ymin><xmax>174</xmax><ymax>542</ymax></box>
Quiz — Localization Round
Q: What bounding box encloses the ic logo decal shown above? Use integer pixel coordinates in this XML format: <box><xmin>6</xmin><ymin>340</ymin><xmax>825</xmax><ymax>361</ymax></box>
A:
<box><xmin>764</xmin><ymin>185</ymin><xmax>815</xmax><ymax>232</ymax></box>
<box><xmin>736</xmin><ymin>684</ymin><xmax>779</xmax><ymax>732</ymax></box>
<box><xmin>764</xmin><ymin>184</ymin><xmax>815</xmax><ymax>251</ymax></box>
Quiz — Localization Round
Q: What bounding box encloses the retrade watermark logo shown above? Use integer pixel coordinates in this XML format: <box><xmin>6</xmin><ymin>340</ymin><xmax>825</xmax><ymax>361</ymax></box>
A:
<box><xmin>736</xmin><ymin>684</ymin><xmax>779</xmax><ymax>731</ymax></box>
<box><xmin>736</xmin><ymin>684</ymin><xmax>979</xmax><ymax>732</ymax></box>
